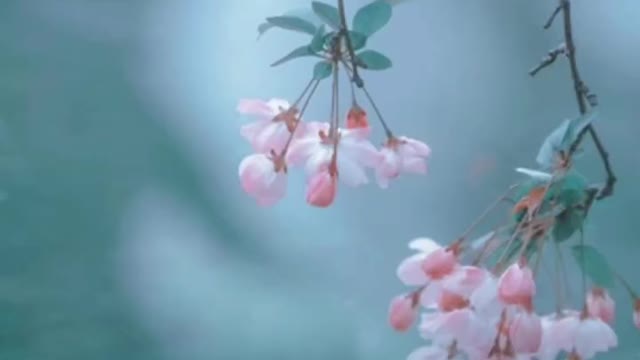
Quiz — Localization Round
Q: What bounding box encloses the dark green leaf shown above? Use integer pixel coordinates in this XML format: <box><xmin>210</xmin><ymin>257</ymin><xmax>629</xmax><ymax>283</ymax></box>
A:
<box><xmin>356</xmin><ymin>50</ymin><xmax>392</xmax><ymax>70</ymax></box>
<box><xmin>536</xmin><ymin>113</ymin><xmax>596</xmax><ymax>169</ymax></box>
<box><xmin>266</xmin><ymin>16</ymin><xmax>317</xmax><ymax>35</ymax></box>
<box><xmin>353</xmin><ymin>1</ymin><xmax>392</xmax><ymax>36</ymax></box>
<box><xmin>312</xmin><ymin>1</ymin><xmax>341</xmax><ymax>30</ymax></box>
<box><xmin>553</xmin><ymin>209</ymin><xmax>585</xmax><ymax>242</ymax></box>
<box><xmin>310</xmin><ymin>25</ymin><xmax>327</xmax><ymax>52</ymax></box>
<box><xmin>571</xmin><ymin>244</ymin><xmax>615</xmax><ymax>288</ymax></box>
<box><xmin>313</xmin><ymin>61</ymin><xmax>333</xmax><ymax>80</ymax></box>
<box><xmin>271</xmin><ymin>46</ymin><xmax>314</xmax><ymax>67</ymax></box>
<box><xmin>348</xmin><ymin>31</ymin><xmax>367</xmax><ymax>51</ymax></box>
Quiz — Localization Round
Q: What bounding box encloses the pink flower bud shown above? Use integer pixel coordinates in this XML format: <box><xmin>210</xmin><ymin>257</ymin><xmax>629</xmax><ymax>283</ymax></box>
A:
<box><xmin>586</xmin><ymin>288</ymin><xmax>615</xmax><ymax>324</ymax></box>
<box><xmin>306</xmin><ymin>171</ymin><xmax>337</xmax><ymax>208</ymax></box>
<box><xmin>388</xmin><ymin>294</ymin><xmax>417</xmax><ymax>332</ymax></box>
<box><xmin>498</xmin><ymin>261</ymin><xmax>536</xmax><ymax>309</ymax></box>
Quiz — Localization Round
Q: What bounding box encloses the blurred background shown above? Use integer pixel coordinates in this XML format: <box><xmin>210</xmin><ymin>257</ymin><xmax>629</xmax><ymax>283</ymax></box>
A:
<box><xmin>0</xmin><ymin>0</ymin><xmax>638</xmax><ymax>359</ymax></box>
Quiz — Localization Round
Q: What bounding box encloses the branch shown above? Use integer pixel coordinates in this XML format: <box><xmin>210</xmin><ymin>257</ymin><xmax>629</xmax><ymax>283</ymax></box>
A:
<box><xmin>337</xmin><ymin>0</ymin><xmax>364</xmax><ymax>88</ymax></box>
<box><xmin>529</xmin><ymin>43</ymin><xmax>566</xmax><ymax>76</ymax></box>
<box><xmin>544</xmin><ymin>0</ymin><xmax>617</xmax><ymax>200</ymax></box>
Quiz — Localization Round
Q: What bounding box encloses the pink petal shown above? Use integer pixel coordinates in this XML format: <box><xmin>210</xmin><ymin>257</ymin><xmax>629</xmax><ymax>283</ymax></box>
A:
<box><xmin>574</xmin><ymin>318</ymin><xmax>617</xmax><ymax>359</ymax></box>
<box><xmin>400</xmin><ymin>136</ymin><xmax>432</xmax><ymax>157</ymax></box>
<box><xmin>407</xmin><ymin>346</ymin><xmax>449</xmax><ymax>360</ymax></box>
<box><xmin>402</xmin><ymin>156</ymin><xmax>428</xmax><ymax>174</ymax></box>
<box><xmin>397</xmin><ymin>253</ymin><xmax>429</xmax><ymax>286</ymax></box>
<box><xmin>240</xmin><ymin>120</ymin><xmax>269</xmax><ymax>144</ymax></box>
<box><xmin>422</xmin><ymin>248</ymin><xmax>457</xmax><ymax>280</ymax></box>
<box><xmin>253</xmin><ymin>122</ymin><xmax>289</xmax><ymax>154</ymax></box>
<box><xmin>336</xmin><ymin>154</ymin><xmax>369</xmax><ymax>187</ymax></box>
<box><xmin>238</xmin><ymin>154</ymin><xmax>286</xmax><ymax>206</ymax></box>
<box><xmin>237</xmin><ymin>99</ymin><xmax>274</xmax><ymax>118</ymax></box>
<box><xmin>509</xmin><ymin>311</ymin><xmax>542</xmax><ymax>354</ymax></box>
<box><xmin>305</xmin><ymin>171</ymin><xmax>336</xmax><ymax>208</ymax></box>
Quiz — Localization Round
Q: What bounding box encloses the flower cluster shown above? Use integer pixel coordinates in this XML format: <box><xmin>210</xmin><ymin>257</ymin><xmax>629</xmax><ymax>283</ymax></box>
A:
<box><xmin>237</xmin><ymin>97</ymin><xmax>430</xmax><ymax>207</ymax></box>
<box><xmin>387</xmin><ymin>237</ymin><xmax>639</xmax><ymax>360</ymax></box>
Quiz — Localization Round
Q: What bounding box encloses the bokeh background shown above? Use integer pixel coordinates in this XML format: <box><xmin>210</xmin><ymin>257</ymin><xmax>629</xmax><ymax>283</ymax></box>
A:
<box><xmin>0</xmin><ymin>0</ymin><xmax>638</xmax><ymax>359</ymax></box>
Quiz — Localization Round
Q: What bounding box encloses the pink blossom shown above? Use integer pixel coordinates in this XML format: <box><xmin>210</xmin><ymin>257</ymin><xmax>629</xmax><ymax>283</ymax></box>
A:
<box><xmin>419</xmin><ymin>308</ymin><xmax>476</xmax><ymax>347</ymax></box>
<box><xmin>634</xmin><ymin>298</ymin><xmax>640</xmax><ymax>329</ymax></box>
<box><xmin>389</xmin><ymin>293</ymin><xmax>418</xmax><ymax>332</ymax></box>
<box><xmin>508</xmin><ymin>311</ymin><xmax>543</xmax><ymax>354</ymax></box>
<box><xmin>237</xmin><ymin>98</ymin><xmax>303</xmax><ymax>154</ymax></box>
<box><xmin>287</xmin><ymin>122</ymin><xmax>380</xmax><ymax>187</ymax></box>
<box><xmin>421</xmin><ymin>243</ymin><xmax>459</xmax><ymax>281</ymax></box>
<box><xmin>498</xmin><ymin>261</ymin><xmax>536</xmax><ymax>309</ymax></box>
<box><xmin>305</xmin><ymin>168</ymin><xmax>337</xmax><ymax>208</ymax></box>
<box><xmin>585</xmin><ymin>288</ymin><xmax>615</xmax><ymax>324</ymax></box>
<box><xmin>537</xmin><ymin>311</ymin><xmax>580</xmax><ymax>360</ymax></box>
<box><xmin>396</xmin><ymin>238</ymin><xmax>442</xmax><ymax>286</ymax></box>
<box><xmin>376</xmin><ymin>136</ymin><xmax>431</xmax><ymax>188</ymax></box>
<box><xmin>238</xmin><ymin>152</ymin><xmax>287</xmax><ymax>206</ymax></box>
<box><xmin>571</xmin><ymin>316</ymin><xmax>618</xmax><ymax>359</ymax></box>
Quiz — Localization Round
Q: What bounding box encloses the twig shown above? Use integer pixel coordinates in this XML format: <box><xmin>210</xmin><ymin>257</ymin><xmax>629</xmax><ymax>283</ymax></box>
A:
<box><xmin>529</xmin><ymin>43</ymin><xmax>566</xmax><ymax>77</ymax></box>
<box><xmin>458</xmin><ymin>184</ymin><xmax>519</xmax><ymax>242</ymax></box>
<box><xmin>337</xmin><ymin>0</ymin><xmax>364</xmax><ymax>88</ymax></box>
<box><xmin>544</xmin><ymin>5</ymin><xmax>563</xmax><ymax>29</ymax></box>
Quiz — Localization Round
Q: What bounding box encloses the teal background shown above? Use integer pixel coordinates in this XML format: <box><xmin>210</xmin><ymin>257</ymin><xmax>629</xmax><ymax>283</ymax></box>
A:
<box><xmin>0</xmin><ymin>0</ymin><xmax>638</xmax><ymax>359</ymax></box>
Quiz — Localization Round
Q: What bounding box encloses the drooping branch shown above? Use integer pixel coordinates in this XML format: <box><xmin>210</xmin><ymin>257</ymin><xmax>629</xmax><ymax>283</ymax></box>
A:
<box><xmin>534</xmin><ymin>0</ymin><xmax>617</xmax><ymax>200</ymax></box>
<box><xmin>337</xmin><ymin>0</ymin><xmax>364</xmax><ymax>88</ymax></box>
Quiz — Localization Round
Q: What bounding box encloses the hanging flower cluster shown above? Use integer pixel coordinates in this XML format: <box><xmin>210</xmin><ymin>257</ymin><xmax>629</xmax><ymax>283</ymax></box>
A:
<box><xmin>237</xmin><ymin>1</ymin><xmax>430</xmax><ymax>207</ymax></box>
<box><xmin>241</xmin><ymin>0</ymin><xmax>637</xmax><ymax>359</ymax></box>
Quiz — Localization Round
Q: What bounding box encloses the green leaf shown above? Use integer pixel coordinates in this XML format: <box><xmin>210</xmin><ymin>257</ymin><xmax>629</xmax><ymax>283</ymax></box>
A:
<box><xmin>553</xmin><ymin>209</ymin><xmax>585</xmax><ymax>242</ymax></box>
<box><xmin>312</xmin><ymin>1</ymin><xmax>341</xmax><ymax>30</ymax></box>
<box><xmin>571</xmin><ymin>244</ymin><xmax>615</xmax><ymax>288</ymax></box>
<box><xmin>536</xmin><ymin>113</ymin><xmax>596</xmax><ymax>169</ymax></box>
<box><xmin>313</xmin><ymin>61</ymin><xmax>333</xmax><ymax>80</ymax></box>
<box><xmin>266</xmin><ymin>16</ymin><xmax>317</xmax><ymax>35</ymax></box>
<box><xmin>310</xmin><ymin>25</ymin><xmax>327</xmax><ymax>52</ymax></box>
<box><xmin>356</xmin><ymin>50</ymin><xmax>392</xmax><ymax>70</ymax></box>
<box><xmin>353</xmin><ymin>1</ymin><xmax>392</xmax><ymax>36</ymax></box>
<box><xmin>348</xmin><ymin>31</ymin><xmax>367</xmax><ymax>50</ymax></box>
<box><xmin>258</xmin><ymin>8</ymin><xmax>323</xmax><ymax>39</ymax></box>
<box><xmin>271</xmin><ymin>46</ymin><xmax>314</xmax><ymax>67</ymax></box>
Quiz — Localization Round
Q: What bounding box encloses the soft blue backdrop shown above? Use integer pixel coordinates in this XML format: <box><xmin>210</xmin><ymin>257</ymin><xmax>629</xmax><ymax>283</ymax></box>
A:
<box><xmin>0</xmin><ymin>0</ymin><xmax>638</xmax><ymax>359</ymax></box>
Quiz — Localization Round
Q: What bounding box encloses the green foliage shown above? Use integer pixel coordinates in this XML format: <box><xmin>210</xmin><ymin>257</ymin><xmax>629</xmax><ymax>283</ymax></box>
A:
<box><xmin>348</xmin><ymin>31</ymin><xmax>368</xmax><ymax>51</ymax></box>
<box><xmin>536</xmin><ymin>113</ymin><xmax>596</xmax><ymax>168</ymax></box>
<box><xmin>313</xmin><ymin>61</ymin><xmax>333</xmax><ymax>80</ymax></box>
<box><xmin>356</xmin><ymin>50</ymin><xmax>392</xmax><ymax>70</ymax></box>
<box><xmin>571</xmin><ymin>244</ymin><xmax>615</xmax><ymax>288</ymax></box>
<box><xmin>312</xmin><ymin>1</ymin><xmax>341</xmax><ymax>30</ymax></box>
<box><xmin>310</xmin><ymin>25</ymin><xmax>327</xmax><ymax>52</ymax></box>
<box><xmin>353</xmin><ymin>1</ymin><xmax>393</xmax><ymax>37</ymax></box>
<box><xmin>266</xmin><ymin>16</ymin><xmax>317</xmax><ymax>36</ymax></box>
<box><xmin>271</xmin><ymin>46</ymin><xmax>315</xmax><ymax>67</ymax></box>
<box><xmin>549</xmin><ymin>171</ymin><xmax>589</xmax><ymax>241</ymax></box>
<box><xmin>257</xmin><ymin>8</ymin><xmax>323</xmax><ymax>38</ymax></box>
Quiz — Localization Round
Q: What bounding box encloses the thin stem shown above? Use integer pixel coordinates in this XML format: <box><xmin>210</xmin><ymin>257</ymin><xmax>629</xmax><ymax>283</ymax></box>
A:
<box><xmin>613</xmin><ymin>271</ymin><xmax>638</xmax><ymax>299</ymax></box>
<box><xmin>544</xmin><ymin>4</ymin><xmax>563</xmax><ymax>29</ymax></box>
<box><xmin>361</xmin><ymin>86</ymin><xmax>393</xmax><ymax>139</ymax></box>
<box><xmin>337</xmin><ymin>0</ymin><xmax>364</xmax><ymax>88</ymax></box>
<box><xmin>280</xmin><ymin>80</ymin><xmax>321</xmax><ymax>155</ymax></box>
<box><xmin>553</xmin><ymin>241</ymin><xmax>567</xmax><ymax>313</ymax></box>
<box><xmin>458</xmin><ymin>184</ymin><xmax>519</xmax><ymax>242</ymax></box>
<box><xmin>329</xmin><ymin>62</ymin><xmax>338</xmax><ymax>138</ymax></box>
<box><xmin>292</xmin><ymin>78</ymin><xmax>316</xmax><ymax>108</ymax></box>
<box><xmin>579</xmin><ymin>228</ymin><xmax>587</xmax><ymax>304</ymax></box>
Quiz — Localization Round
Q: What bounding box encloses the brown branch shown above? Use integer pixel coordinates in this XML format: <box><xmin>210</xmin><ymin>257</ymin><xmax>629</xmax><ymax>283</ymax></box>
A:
<box><xmin>536</xmin><ymin>0</ymin><xmax>617</xmax><ymax>200</ymax></box>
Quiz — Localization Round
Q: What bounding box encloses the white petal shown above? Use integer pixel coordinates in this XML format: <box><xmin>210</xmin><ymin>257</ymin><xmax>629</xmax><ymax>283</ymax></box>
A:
<box><xmin>408</xmin><ymin>238</ymin><xmax>441</xmax><ymax>253</ymax></box>
<box><xmin>337</xmin><ymin>154</ymin><xmax>369</xmax><ymax>187</ymax></box>
<box><xmin>396</xmin><ymin>253</ymin><xmax>428</xmax><ymax>286</ymax></box>
<box><xmin>515</xmin><ymin>167</ymin><xmax>552</xmax><ymax>181</ymax></box>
